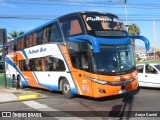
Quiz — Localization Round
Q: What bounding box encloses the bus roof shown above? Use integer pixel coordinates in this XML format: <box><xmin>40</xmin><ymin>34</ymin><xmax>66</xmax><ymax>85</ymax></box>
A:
<box><xmin>58</xmin><ymin>11</ymin><xmax>117</xmax><ymax>19</ymax></box>
<box><xmin>13</xmin><ymin>11</ymin><xmax>117</xmax><ymax>41</ymax></box>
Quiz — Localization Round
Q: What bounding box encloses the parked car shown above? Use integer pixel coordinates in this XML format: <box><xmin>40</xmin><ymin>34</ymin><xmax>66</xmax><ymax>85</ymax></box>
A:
<box><xmin>136</xmin><ymin>63</ymin><xmax>160</xmax><ymax>88</ymax></box>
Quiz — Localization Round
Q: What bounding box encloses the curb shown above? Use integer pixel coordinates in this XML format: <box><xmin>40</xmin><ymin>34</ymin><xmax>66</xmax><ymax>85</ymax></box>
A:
<box><xmin>18</xmin><ymin>93</ymin><xmax>42</xmax><ymax>101</ymax></box>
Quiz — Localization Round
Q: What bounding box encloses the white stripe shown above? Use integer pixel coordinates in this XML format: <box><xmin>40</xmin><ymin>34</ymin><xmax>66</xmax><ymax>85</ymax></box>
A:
<box><xmin>23</xmin><ymin>100</ymin><xmax>84</xmax><ymax>120</ymax></box>
<box><xmin>74</xmin><ymin>77</ymin><xmax>82</xmax><ymax>95</ymax></box>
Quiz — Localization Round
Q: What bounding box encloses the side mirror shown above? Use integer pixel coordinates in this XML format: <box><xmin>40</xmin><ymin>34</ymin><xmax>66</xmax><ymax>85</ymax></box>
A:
<box><xmin>129</xmin><ymin>35</ymin><xmax>150</xmax><ymax>51</ymax></box>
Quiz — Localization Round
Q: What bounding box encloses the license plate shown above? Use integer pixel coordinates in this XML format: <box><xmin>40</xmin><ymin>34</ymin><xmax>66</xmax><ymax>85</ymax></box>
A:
<box><xmin>119</xmin><ymin>89</ymin><xmax>126</xmax><ymax>94</ymax></box>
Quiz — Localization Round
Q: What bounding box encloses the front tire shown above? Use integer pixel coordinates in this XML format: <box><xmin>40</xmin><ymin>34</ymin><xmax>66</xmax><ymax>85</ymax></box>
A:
<box><xmin>62</xmin><ymin>79</ymin><xmax>74</xmax><ymax>98</ymax></box>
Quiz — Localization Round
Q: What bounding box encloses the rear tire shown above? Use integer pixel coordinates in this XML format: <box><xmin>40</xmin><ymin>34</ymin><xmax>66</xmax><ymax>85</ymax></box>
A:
<box><xmin>62</xmin><ymin>79</ymin><xmax>74</xmax><ymax>98</ymax></box>
<box><xmin>17</xmin><ymin>76</ymin><xmax>24</xmax><ymax>89</ymax></box>
<box><xmin>12</xmin><ymin>75</ymin><xmax>16</xmax><ymax>87</ymax></box>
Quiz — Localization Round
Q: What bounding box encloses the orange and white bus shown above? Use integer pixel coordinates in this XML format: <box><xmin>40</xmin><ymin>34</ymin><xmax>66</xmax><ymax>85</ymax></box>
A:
<box><xmin>5</xmin><ymin>11</ymin><xmax>150</xmax><ymax>98</ymax></box>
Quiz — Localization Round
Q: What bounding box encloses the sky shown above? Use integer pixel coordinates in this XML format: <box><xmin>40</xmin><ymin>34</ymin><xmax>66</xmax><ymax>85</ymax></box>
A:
<box><xmin>0</xmin><ymin>0</ymin><xmax>160</xmax><ymax>49</ymax></box>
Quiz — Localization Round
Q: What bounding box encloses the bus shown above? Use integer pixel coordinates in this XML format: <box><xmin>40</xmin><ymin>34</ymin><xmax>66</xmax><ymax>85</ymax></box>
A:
<box><xmin>5</xmin><ymin>11</ymin><xmax>150</xmax><ymax>98</ymax></box>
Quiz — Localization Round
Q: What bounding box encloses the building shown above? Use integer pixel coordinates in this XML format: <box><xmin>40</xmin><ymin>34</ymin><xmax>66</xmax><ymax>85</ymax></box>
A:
<box><xmin>135</xmin><ymin>45</ymin><xmax>160</xmax><ymax>61</ymax></box>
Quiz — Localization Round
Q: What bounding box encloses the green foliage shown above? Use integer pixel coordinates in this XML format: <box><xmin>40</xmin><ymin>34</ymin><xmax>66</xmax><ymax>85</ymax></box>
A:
<box><xmin>136</xmin><ymin>60</ymin><xmax>160</xmax><ymax>64</ymax></box>
<box><xmin>128</xmin><ymin>23</ymin><xmax>141</xmax><ymax>52</ymax></box>
<box><xmin>8</xmin><ymin>30</ymin><xmax>25</xmax><ymax>39</ymax></box>
<box><xmin>156</xmin><ymin>51</ymin><xmax>160</xmax><ymax>57</ymax></box>
<box><xmin>128</xmin><ymin>23</ymin><xmax>140</xmax><ymax>35</ymax></box>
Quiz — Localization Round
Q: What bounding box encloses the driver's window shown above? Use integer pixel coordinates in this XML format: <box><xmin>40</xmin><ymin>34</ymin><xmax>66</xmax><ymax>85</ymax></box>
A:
<box><xmin>146</xmin><ymin>65</ymin><xmax>157</xmax><ymax>74</ymax></box>
<box><xmin>67</xmin><ymin>42</ymin><xmax>90</xmax><ymax>72</ymax></box>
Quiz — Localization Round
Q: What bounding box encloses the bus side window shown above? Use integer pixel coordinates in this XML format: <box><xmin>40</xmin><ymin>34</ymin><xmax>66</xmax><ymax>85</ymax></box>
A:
<box><xmin>14</xmin><ymin>44</ymin><xmax>16</xmax><ymax>51</ymax></box>
<box><xmin>52</xmin><ymin>58</ymin><xmax>65</xmax><ymax>71</ymax></box>
<box><xmin>35</xmin><ymin>58</ymin><xmax>42</xmax><ymax>71</ymax></box>
<box><xmin>29</xmin><ymin>59</ymin><xmax>36</xmax><ymax>71</ymax></box>
<box><xmin>37</xmin><ymin>29</ymin><xmax>43</xmax><ymax>45</ymax></box>
<box><xmin>25</xmin><ymin>59</ymin><xmax>30</xmax><ymax>71</ymax></box>
<box><xmin>47</xmin><ymin>25</ymin><xmax>53</xmax><ymax>42</ymax></box>
<box><xmin>60</xmin><ymin>20</ymin><xmax>71</xmax><ymax>37</ymax></box>
<box><xmin>33</xmin><ymin>33</ymin><xmax>37</xmax><ymax>46</ymax></box>
<box><xmin>70</xmin><ymin>19</ymin><xmax>82</xmax><ymax>35</ymax></box>
<box><xmin>60</xmin><ymin>16</ymin><xmax>83</xmax><ymax>38</ymax></box>
<box><xmin>26</xmin><ymin>36</ymin><xmax>30</xmax><ymax>48</ymax></box>
<box><xmin>29</xmin><ymin>34</ymin><xmax>33</xmax><ymax>47</ymax></box>
<box><xmin>41</xmin><ymin>57</ymin><xmax>47</xmax><ymax>71</ymax></box>
<box><xmin>56</xmin><ymin>59</ymin><xmax>65</xmax><ymax>71</ymax></box>
<box><xmin>52</xmin><ymin>22</ymin><xmax>63</xmax><ymax>42</ymax></box>
<box><xmin>21</xmin><ymin>38</ymin><xmax>24</xmax><ymax>49</ymax></box>
<box><xmin>42</xmin><ymin>28</ymin><xmax>47</xmax><ymax>44</ymax></box>
<box><xmin>17</xmin><ymin>39</ymin><xmax>21</xmax><ymax>50</ymax></box>
<box><xmin>19</xmin><ymin>60</ymin><xmax>27</xmax><ymax>71</ymax></box>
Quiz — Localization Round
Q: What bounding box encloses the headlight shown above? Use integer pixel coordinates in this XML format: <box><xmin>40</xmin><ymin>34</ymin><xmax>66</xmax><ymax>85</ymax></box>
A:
<box><xmin>84</xmin><ymin>74</ymin><xmax>137</xmax><ymax>86</ymax></box>
<box><xmin>133</xmin><ymin>74</ymin><xmax>138</xmax><ymax>79</ymax></box>
<box><xmin>84</xmin><ymin>75</ymin><xmax>108</xmax><ymax>85</ymax></box>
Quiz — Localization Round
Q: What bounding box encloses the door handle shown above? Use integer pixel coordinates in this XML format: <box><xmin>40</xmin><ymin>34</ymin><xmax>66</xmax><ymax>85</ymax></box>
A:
<box><xmin>48</xmin><ymin>74</ymin><xmax>50</xmax><ymax>77</ymax></box>
<box><xmin>145</xmin><ymin>75</ymin><xmax>148</xmax><ymax>77</ymax></box>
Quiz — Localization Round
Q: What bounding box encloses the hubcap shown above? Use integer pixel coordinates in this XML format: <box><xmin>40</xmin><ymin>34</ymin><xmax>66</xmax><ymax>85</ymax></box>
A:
<box><xmin>64</xmin><ymin>84</ymin><xmax>70</xmax><ymax>93</ymax></box>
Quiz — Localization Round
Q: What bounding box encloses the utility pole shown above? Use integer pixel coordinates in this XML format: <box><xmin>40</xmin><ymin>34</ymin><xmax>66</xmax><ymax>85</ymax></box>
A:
<box><xmin>124</xmin><ymin>0</ymin><xmax>128</xmax><ymax>25</ymax></box>
<box><xmin>0</xmin><ymin>29</ymin><xmax>7</xmax><ymax>88</ymax></box>
<box><xmin>124</xmin><ymin>0</ymin><xmax>129</xmax><ymax>31</ymax></box>
<box><xmin>118</xmin><ymin>0</ymin><xmax>128</xmax><ymax>31</ymax></box>
<box><xmin>153</xmin><ymin>20</ymin><xmax>157</xmax><ymax>60</ymax></box>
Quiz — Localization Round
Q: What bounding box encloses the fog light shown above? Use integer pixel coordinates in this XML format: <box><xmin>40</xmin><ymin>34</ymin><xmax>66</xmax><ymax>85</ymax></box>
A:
<box><xmin>98</xmin><ymin>88</ymin><xmax>106</xmax><ymax>93</ymax></box>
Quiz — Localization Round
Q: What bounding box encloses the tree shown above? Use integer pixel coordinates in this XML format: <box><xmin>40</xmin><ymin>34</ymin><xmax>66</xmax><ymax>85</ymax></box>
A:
<box><xmin>8</xmin><ymin>30</ymin><xmax>25</xmax><ymax>39</ymax></box>
<box><xmin>156</xmin><ymin>51</ymin><xmax>160</xmax><ymax>57</ymax></box>
<box><xmin>128</xmin><ymin>23</ymin><xmax>140</xmax><ymax>51</ymax></box>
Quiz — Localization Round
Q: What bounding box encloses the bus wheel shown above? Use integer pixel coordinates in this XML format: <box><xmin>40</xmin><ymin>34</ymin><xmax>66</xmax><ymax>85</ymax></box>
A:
<box><xmin>62</xmin><ymin>79</ymin><xmax>74</xmax><ymax>98</ymax></box>
<box><xmin>17</xmin><ymin>76</ymin><xmax>24</xmax><ymax>89</ymax></box>
<box><xmin>12</xmin><ymin>75</ymin><xmax>16</xmax><ymax>87</ymax></box>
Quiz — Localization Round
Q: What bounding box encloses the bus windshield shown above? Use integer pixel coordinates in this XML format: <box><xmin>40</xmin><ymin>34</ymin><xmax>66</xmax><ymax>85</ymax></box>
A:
<box><xmin>93</xmin><ymin>44</ymin><xmax>135</xmax><ymax>75</ymax></box>
<box><xmin>82</xmin><ymin>13</ymin><xmax>127</xmax><ymax>37</ymax></box>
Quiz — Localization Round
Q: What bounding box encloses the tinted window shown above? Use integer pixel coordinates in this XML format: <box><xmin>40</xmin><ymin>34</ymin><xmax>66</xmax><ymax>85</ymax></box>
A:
<box><xmin>17</xmin><ymin>39</ymin><xmax>21</xmax><ymax>50</ymax></box>
<box><xmin>67</xmin><ymin>42</ymin><xmax>90</xmax><ymax>72</ymax></box>
<box><xmin>136</xmin><ymin>65</ymin><xmax>144</xmax><ymax>73</ymax></box>
<box><xmin>60</xmin><ymin>16</ymin><xmax>83</xmax><ymax>37</ymax></box>
<box><xmin>19</xmin><ymin>57</ymin><xmax>65</xmax><ymax>71</ymax></box>
<box><xmin>33</xmin><ymin>33</ymin><xmax>37</xmax><ymax>46</ymax></box>
<box><xmin>154</xmin><ymin>65</ymin><xmax>160</xmax><ymax>71</ymax></box>
<box><xmin>25</xmin><ymin>36</ymin><xmax>30</xmax><ymax>48</ymax></box>
<box><xmin>146</xmin><ymin>65</ymin><xmax>157</xmax><ymax>74</ymax></box>
<box><xmin>52</xmin><ymin>22</ymin><xmax>63</xmax><ymax>42</ymax></box>
<box><xmin>47</xmin><ymin>23</ymin><xmax>63</xmax><ymax>42</ymax></box>
<box><xmin>81</xmin><ymin>13</ymin><xmax>127</xmax><ymax>37</ymax></box>
<box><xmin>37</xmin><ymin>30</ymin><xmax>43</xmax><ymax>45</ymax></box>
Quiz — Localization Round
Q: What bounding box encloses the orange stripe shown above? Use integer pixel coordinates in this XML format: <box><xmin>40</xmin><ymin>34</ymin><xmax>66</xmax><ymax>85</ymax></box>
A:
<box><xmin>22</xmin><ymin>71</ymin><xmax>48</xmax><ymax>89</ymax></box>
<box><xmin>59</xmin><ymin>45</ymin><xmax>81</xmax><ymax>94</ymax></box>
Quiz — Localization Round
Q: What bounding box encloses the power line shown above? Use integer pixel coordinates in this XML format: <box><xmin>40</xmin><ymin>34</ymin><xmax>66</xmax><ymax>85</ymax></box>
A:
<box><xmin>5</xmin><ymin>1</ymin><xmax>160</xmax><ymax>9</ymax></box>
<box><xmin>1</xmin><ymin>16</ymin><xmax>160</xmax><ymax>21</ymax></box>
<box><xmin>0</xmin><ymin>16</ymin><xmax>53</xmax><ymax>20</ymax></box>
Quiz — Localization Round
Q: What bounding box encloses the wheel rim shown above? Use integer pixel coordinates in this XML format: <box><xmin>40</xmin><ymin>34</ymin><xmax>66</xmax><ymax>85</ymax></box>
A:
<box><xmin>19</xmin><ymin>81</ymin><xmax>22</xmax><ymax>88</ymax></box>
<box><xmin>64</xmin><ymin>83</ymin><xmax>70</xmax><ymax>94</ymax></box>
